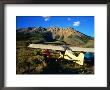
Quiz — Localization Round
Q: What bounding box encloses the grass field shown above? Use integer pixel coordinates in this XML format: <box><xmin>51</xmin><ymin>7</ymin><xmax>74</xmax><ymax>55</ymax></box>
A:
<box><xmin>16</xmin><ymin>41</ymin><xmax>94</xmax><ymax>74</ymax></box>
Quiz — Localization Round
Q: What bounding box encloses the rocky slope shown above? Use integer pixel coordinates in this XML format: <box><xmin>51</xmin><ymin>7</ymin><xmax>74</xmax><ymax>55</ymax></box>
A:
<box><xmin>16</xmin><ymin>27</ymin><xmax>94</xmax><ymax>47</ymax></box>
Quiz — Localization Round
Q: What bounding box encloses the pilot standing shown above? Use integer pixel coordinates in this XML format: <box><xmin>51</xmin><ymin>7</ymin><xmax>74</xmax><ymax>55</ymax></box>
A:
<box><xmin>42</xmin><ymin>49</ymin><xmax>51</xmax><ymax>63</ymax></box>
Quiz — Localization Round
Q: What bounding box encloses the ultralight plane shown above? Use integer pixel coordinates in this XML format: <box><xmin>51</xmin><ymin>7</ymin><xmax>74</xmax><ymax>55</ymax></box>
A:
<box><xmin>28</xmin><ymin>44</ymin><xmax>94</xmax><ymax>65</ymax></box>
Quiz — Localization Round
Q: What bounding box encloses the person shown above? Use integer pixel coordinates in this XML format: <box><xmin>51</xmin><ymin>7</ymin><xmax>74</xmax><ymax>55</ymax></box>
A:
<box><xmin>42</xmin><ymin>49</ymin><xmax>51</xmax><ymax>63</ymax></box>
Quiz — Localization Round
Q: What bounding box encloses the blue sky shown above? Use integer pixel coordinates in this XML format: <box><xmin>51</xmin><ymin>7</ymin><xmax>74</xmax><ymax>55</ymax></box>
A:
<box><xmin>16</xmin><ymin>16</ymin><xmax>94</xmax><ymax>37</ymax></box>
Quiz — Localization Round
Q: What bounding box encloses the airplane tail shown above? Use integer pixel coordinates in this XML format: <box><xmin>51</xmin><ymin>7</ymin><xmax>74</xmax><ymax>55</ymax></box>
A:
<box><xmin>62</xmin><ymin>50</ymin><xmax>85</xmax><ymax>65</ymax></box>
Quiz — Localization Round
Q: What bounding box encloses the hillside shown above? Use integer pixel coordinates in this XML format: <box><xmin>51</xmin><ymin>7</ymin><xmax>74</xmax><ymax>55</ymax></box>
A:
<box><xmin>16</xmin><ymin>27</ymin><xmax>94</xmax><ymax>48</ymax></box>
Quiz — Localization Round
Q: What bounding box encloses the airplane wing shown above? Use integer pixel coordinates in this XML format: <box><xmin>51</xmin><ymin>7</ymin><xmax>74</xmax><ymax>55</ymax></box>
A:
<box><xmin>69</xmin><ymin>47</ymin><xmax>94</xmax><ymax>52</ymax></box>
<box><xmin>28</xmin><ymin>44</ymin><xmax>65</xmax><ymax>51</ymax></box>
<box><xmin>28</xmin><ymin>44</ymin><xmax>94</xmax><ymax>52</ymax></box>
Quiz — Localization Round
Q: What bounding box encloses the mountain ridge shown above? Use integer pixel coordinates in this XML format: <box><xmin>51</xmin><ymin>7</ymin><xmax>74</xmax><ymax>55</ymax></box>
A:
<box><xmin>16</xmin><ymin>27</ymin><xmax>94</xmax><ymax>48</ymax></box>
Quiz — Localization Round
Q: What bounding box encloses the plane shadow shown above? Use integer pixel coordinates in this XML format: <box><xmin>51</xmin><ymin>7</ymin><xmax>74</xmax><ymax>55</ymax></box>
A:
<box><xmin>41</xmin><ymin>59</ymin><xmax>94</xmax><ymax>74</ymax></box>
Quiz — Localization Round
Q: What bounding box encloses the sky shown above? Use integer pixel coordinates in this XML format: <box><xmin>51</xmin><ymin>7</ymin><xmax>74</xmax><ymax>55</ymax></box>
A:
<box><xmin>16</xmin><ymin>16</ymin><xmax>94</xmax><ymax>37</ymax></box>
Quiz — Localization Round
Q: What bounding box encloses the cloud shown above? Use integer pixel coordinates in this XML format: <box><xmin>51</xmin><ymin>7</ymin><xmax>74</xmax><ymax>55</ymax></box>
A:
<box><xmin>42</xmin><ymin>16</ymin><xmax>50</xmax><ymax>21</ymax></box>
<box><xmin>73</xmin><ymin>21</ymin><xmax>80</xmax><ymax>26</ymax></box>
<box><xmin>67</xmin><ymin>17</ymin><xmax>71</xmax><ymax>21</ymax></box>
<box><xmin>44</xmin><ymin>18</ymin><xmax>49</xmax><ymax>21</ymax></box>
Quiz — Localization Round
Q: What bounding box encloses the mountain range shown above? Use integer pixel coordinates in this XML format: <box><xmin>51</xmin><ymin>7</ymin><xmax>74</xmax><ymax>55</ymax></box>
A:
<box><xmin>16</xmin><ymin>27</ymin><xmax>94</xmax><ymax>48</ymax></box>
